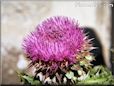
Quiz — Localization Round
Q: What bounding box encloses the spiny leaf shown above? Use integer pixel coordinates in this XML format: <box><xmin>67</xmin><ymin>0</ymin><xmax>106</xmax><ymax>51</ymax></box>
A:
<box><xmin>22</xmin><ymin>75</ymin><xmax>40</xmax><ymax>85</ymax></box>
<box><xmin>17</xmin><ymin>71</ymin><xmax>40</xmax><ymax>85</ymax></box>
<box><xmin>77</xmin><ymin>66</ymin><xmax>114</xmax><ymax>85</ymax></box>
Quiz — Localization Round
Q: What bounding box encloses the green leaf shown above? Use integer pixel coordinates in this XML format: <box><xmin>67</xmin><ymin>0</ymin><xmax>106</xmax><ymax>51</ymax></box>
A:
<box><xmin>22</xmin><ymin>75</ymin><xmax>40</xmax><ymax>85</ymax></box>
<box><xmin>77</xmin><ymin>65</ymin><xmax>114</xmax><ymax>85</ymax></box>
<box><xmin>80</xmin><ymin>61</ymin><xmax>85</xmax><ymax>66</ymax></box>
<box><xmin>72</xmin><ymin>77</ymin><xmax>77</xmax><ymax>81</ymax></box>
<box><xmin>77</xmin><ymin>70</ymin><xmax>83</xmax><ymax>76</ymax></box>
<box><xmin>31</xmin><ymin>80</ymin><xmax>40</xmax><ymax>85</ymax></box>
<box><xmin>85</xmin><ymin>55</ymin><xmax>93</xmax><ymax>61</ymax></box>
<box><xmin>78</xmin><ymin>78</ymin><xmax>107</xmax><ymax>84</ymax></box>
<box><xmin>65</xmin><ymin>71</ymin><xmax>74</xmax><ymax>79</ymax></box>
<box><xmin>22</xmin><ymin>75</ymin><xmax>33</xmax><ymax>83</ymax></box>
<box><xmin>17</xmin><ymin>71</ymin><xmax>40</xmax><ymax>85</ymax></box>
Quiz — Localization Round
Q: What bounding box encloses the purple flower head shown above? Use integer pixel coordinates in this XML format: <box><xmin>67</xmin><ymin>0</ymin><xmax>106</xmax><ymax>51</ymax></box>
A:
<box><xmin>22</xmin><ymin>16</ymin><xmax>86</xmax><ymax>64</ymax></box>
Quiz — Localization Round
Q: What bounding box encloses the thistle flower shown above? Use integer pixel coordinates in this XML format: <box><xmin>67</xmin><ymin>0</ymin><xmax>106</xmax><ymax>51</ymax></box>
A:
<box><xmin>22</xmin><ymin>16</ymin><xmax>94</xmax><ymax>84</ymax></box>
<box><xmin>23</xmin><ymin>16</ymin><xmax>85</xmax><ymax>63</ymax></box>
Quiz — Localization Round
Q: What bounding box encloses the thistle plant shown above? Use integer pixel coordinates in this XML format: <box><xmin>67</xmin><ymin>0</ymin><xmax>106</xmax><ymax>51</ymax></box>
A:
<box><xmin>19</xmin><ymin>16</ymin><xmax>113</xmax><ymax>85</ymax></box>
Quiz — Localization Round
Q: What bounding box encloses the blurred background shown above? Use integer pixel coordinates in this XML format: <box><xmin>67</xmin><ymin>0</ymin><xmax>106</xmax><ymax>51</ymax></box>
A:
<box><xmin>1</xmin><ymin>0</ymin><xmax>113</xmax><ymax>84</ymax></box>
